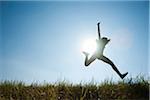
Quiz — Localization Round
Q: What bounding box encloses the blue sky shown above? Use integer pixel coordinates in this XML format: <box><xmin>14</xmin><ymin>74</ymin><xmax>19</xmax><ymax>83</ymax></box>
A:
<box><xmin>0</xmin><ymin>1</ymin><xmax>149</xmax><ymax>84</ymax></box>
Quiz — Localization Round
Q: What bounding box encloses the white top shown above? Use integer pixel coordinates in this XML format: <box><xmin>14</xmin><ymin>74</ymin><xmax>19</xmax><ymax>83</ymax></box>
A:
<box><xmin>95</xmin><ymin>37</ymin><xmax>110</xmax><ymax>59</ymax></box>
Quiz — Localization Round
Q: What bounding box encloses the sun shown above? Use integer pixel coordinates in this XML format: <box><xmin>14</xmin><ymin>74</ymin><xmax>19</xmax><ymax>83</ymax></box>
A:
<box><xmin>81</xmin><ymin>38</ymin><xmax>97</xmax><ymax>55</ymax></box>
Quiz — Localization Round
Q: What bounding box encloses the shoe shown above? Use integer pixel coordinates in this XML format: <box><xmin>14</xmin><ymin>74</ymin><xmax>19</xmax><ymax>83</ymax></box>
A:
<box><xmin>121</xmin><ymin>72</ymin><xmax>128</xmax><ymax>79</ymax></box>
<box><xmin>82</xmin><ymin>51</ymin><xmax>89</xmax><ymax>56</ymax></box>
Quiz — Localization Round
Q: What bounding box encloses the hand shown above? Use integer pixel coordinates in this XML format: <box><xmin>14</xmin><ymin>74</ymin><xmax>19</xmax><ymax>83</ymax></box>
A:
<box><xmin>82</xmin><ymin>51</ymin><xmax>89</xmax><ymax>56</ymax></box>
<box><xmin>97</xmin><ymin>22</ymin><xmax>100</xmax><ymax>25</ymax></box>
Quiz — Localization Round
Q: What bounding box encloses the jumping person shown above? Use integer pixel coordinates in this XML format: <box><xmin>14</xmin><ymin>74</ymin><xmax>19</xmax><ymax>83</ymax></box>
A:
<box><xmin>83</xmin><ymin>22</ymin><xmax>128</xmax><ymax>79</ymax></box>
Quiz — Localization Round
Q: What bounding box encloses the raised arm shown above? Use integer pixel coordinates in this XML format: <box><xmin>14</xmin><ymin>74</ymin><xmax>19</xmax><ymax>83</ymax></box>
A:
<box><xmin>97</xmin><ymin>22</ymin><xmax>101</xmax><ymax>40</ymax></box>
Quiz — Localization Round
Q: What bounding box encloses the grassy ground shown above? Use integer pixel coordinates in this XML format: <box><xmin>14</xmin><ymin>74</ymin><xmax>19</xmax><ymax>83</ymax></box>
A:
<box><xmin>0</xmin><ymin>76</ymin><xmax>149</xmax><ymax>100</ymax></box>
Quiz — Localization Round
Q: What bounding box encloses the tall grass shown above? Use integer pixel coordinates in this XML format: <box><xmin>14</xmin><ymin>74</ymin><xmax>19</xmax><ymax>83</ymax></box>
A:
<box><xmin>0</xmin><ymin>76</ymin><xmax>149</xmax><ymax>100</ymax></box>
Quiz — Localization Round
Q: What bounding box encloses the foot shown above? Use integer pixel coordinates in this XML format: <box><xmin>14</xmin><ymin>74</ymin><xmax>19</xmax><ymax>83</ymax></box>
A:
<box><xmin>121</xmin><ymin>72</ymin><xmax>128</xmax><ymax>79</ymax></box>
<box><xmin>82</xmin><ymin>51</ymin><xmax>89</xmax><ymax>56</ymax></box>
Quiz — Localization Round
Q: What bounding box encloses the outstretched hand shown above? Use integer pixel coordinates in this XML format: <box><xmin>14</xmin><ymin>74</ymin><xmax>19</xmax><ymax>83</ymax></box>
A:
<box><xmin>82</xmin><ymin>51</ymin><xmax>89</xmax><ymax>56</ymax></box>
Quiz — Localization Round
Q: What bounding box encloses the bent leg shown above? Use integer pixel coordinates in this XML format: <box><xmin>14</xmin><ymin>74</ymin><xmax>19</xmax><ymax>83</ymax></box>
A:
<box><xmin>100</xmin><ymin>55</ymin><xmax>123</xmax><ymax>78</ymax></box>
<box><xmin>84</xmin><ymin>54</ymin><xmax>96</xmax><ymax>66</ymax></box>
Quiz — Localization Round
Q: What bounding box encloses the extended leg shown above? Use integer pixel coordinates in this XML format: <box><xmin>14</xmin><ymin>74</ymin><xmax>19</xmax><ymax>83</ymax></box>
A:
<box><xmin>83</xmin><ymin>52</ymin><xmax>96</xmax><ymax>66</ymax></box>
<box><xmin>100</xmin><ymin>55</ymin><xmax>128</xmax><ymax>79</ymax></box>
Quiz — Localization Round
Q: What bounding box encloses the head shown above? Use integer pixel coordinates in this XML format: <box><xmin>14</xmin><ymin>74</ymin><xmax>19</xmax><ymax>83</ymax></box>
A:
<box><xmin>101</xmin><ymin>37</ymin><xmax>110</xmax><ymax>44</ymax></box>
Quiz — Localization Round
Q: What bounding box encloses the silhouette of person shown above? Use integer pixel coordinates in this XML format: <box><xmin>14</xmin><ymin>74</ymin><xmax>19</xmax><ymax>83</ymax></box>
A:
<box><xmin>83</xmin><ymin>22</ymin><xmax>128</xmax><ymax>79</ymax></box>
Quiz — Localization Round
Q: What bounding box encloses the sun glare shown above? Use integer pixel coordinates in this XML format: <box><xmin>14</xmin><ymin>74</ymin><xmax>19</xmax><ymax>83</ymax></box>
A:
<box><xmin>82</xmin><ymin>38</ymin><xmax>97</xmax><ymax>55</ymax></box>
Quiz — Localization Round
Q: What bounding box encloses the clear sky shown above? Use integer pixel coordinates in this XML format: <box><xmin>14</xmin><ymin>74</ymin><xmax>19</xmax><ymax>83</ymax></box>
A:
<box><xmin>0</xmin><ymin>1</ymin><xmax>149</xmax><ymax>84</ymax></box>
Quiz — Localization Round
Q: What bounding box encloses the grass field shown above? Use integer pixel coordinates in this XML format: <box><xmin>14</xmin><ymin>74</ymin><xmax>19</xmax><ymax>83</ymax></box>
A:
<box><xmin>0</xmin><ymin>76</ymin><xmax>149</xmax><ymax>100</ymax></box>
